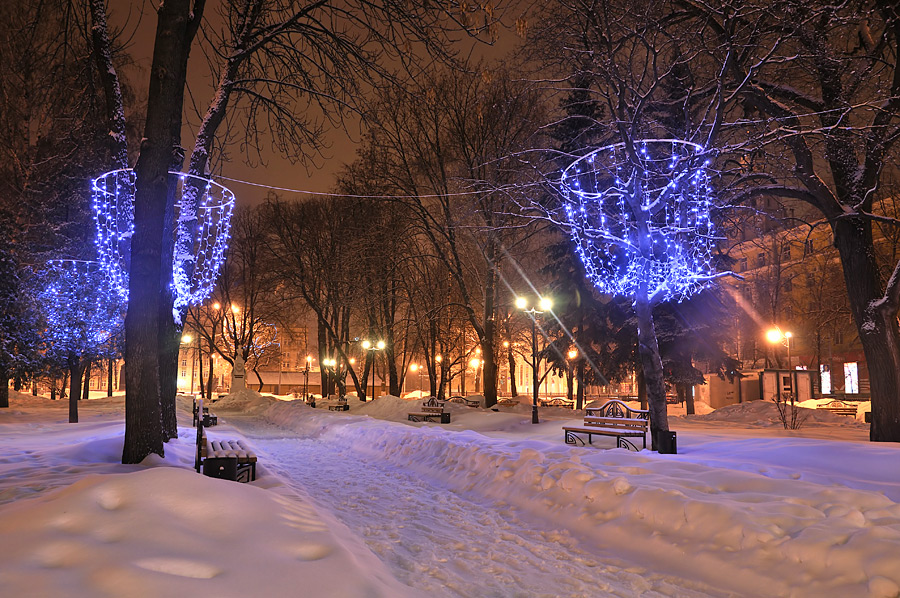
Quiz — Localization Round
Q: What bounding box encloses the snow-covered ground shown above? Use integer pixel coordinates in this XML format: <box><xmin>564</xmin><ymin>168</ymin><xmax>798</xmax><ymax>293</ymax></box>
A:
<box><xmin>1</xmin><ymin>390</ymin><xmax>899</xmax><ymax>597</ymax></box>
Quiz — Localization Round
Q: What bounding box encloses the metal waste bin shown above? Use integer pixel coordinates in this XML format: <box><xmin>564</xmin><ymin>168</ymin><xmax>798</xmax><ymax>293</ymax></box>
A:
<box><xmin>655</xmin><ymin>430</ymin><xmax>677</xmax><ymax>454</ymax></box>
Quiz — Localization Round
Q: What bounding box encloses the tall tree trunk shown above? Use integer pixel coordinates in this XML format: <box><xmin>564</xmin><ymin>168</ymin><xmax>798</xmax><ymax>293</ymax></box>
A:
<box><xmin>107</xmin><ymin>357</ymin><xmax>114</xmax><ymax>397</ymax></box>
<box><xmin>634</xmin><ymin>291</ymin><xmax>669</xmax><ymax>449</ymax></box>
<box><xmin>566</xmin><ymin>364</ymin><xmax>574</xmax><ymax>404</ymax></box>
<box><xmin>159</xmin><ymin>162</ymin><xmax>184</xmax><ymax>441</ymax></box>
<box><xmin>123</xmin><ymin>0</ymin><xmax>202</xmax><ymax>464</ymax></box>
<box><xmin>0</xmin><ymin>376</ymin><xmax>8</xmax><ymax>408</ymax></box>
<box><xmin>834</xmin><ymin>218</ymin><xmax>900</xmax><ymax>442</ymax></box>
<box><xmin>89</xmin><ymin>0</ymin><xmax>129</xmax><ymax>170</ymax></box>
<box><xmin>67</xmin><ymin>353</ymin><xmax>84</xmax><ymax>423</ymax></box>
<box><xmin>82</xmin><ymin>361</ymin><xmax>92</xmax><ymax>402</ymax></box>
<box><xmin>206</xmin><ymin>352</ymin><xmax>215</xmax><ymax>401</ymax></box>
<box><xmin>481</xmin><ymin>249</ymin><xmax>499</xmax><ymax>408</ymax></box>
<box><xmin>575</xmin><ymin>361</ymin><xmax>584</xmax><ymax>410</ymax></box>
<box><xmin>507</xmin><ymin>343</ymin><xmax>518</xmax><ymax>398</ymax></box>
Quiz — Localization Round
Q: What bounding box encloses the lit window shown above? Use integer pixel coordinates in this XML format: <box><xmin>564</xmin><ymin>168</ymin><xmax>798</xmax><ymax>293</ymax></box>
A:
<box><xmin>844</xmin><ymin>362</ymin><xmax>859</xmax><ymax>394</ymax></box>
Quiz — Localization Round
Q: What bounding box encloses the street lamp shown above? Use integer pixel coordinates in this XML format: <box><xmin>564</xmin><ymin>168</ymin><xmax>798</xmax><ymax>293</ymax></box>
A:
<box><xmin>304</xmin><ymin>355</ymin><xmax>312</xmax><ymax>402</ymax></box>
<box><xmin>362</xmin><ymin>339</ymin><xmax>385</xmax><ymax>401</ymax></box>
<box><xmin>766</xmin><ymin>327</ymin><xmax>794</xmax><ymax>401</ymax></box>
<box><xmin>181</xmin><ymin>334</ymin><xmax>197</xmax><ymax>395</ymax></box>
<box><xmin>566</xmin><ymin>348</ymin><xmax>578</xmax><ymax>405</ymax></box>
<box><xmin>516</xmin><ymin>295</ymin><xmax>553</xmax><ymax>424</ymax></box>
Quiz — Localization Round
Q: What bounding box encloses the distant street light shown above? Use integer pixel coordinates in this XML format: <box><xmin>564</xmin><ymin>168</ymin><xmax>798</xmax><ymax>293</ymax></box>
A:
<box><xmin>516</xmin><ymin>295</ymin><xmax>553</xmax><ymax>424</ymax></box>
<box><xmin>766</xmin><ymin>327</ymin><xmax>794</xmax><ymax>401</ymax></box>
<box><xmin>303</xmin><ymin>355</ymin><xmax>312</xmax><ymax>402</ymax></box>
<box><xmin>361</xmin><ymin>339</ymin><xmax>385</xmax><ymax>401</ymax></box>
<box><xmin>566</xmin><ymin>348</ymin><xmax>578</xmax><ymax>404</ymax></box>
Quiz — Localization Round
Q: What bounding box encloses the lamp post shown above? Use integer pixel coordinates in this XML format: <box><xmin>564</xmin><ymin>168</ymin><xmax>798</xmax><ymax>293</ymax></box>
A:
<box><xmin>181</xmin><ymin>334</ymin><xmax>197</xmax><ymax>395</ymax></box>
<box><xmin>516</xmin><ymin>295</ymin><xmax>553</xmax><ymax>424</ymax></box>
<box><xmin>362</xmin><ymin>339</ymin><xmax>385</xmax><ymax>401</ymax></box>
<box><xmin>766</xmin><ymin>327</ymin><xmax>794</xmax><ymax>401</ymax></box>
<box><xmin>303</xmin><ymin>355</ymin><xmax>311</xmax><ymax>402</ymax></box>
<box><xmin>323</xmin><ymin>358</ymin><xmax>337</xmax><ymax>397</ymax></box>
<box><xmin>566</xmin><ymin>348</ymin><xmax>578</xmax><ymax>404</ymax></box>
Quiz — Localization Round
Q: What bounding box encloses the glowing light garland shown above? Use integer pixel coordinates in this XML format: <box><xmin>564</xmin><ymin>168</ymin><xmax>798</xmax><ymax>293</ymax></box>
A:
<box><xmin>91</xmin><ymin>169</ymin><xmax>235</xmax><ymax>319</ymax></box>
<box><xmin>560</xmin><ymin>140</ymin><xmax>719</xmax><ymax>304</ymax></box>
<box><xmin>37</xmin><ymin>260</ymin><xmax>126</xmax><ymax>355</ymax></box>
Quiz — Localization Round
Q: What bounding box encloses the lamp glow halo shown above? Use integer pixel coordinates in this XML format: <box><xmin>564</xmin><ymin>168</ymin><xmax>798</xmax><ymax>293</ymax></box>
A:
<box><xmin>91</xmin><ymin>169</ymin><xmax>235</xmax><ymax>313</ymax></box>
<box><xmin>559</xmin><ymin>139</ymin><xmax>718</xmax><ymax>303</ymax></box>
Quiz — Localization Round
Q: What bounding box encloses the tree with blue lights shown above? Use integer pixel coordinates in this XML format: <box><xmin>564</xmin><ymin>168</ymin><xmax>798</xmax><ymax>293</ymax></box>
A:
<box><xmin>561</xmin><ymin>140</ymin><xmax>722</xmax><ymax>448</ymax></box>
<box><xmin>37</xmin><ymin>260</ymin><xmax>125</xmax><ymax>423</ymax></box>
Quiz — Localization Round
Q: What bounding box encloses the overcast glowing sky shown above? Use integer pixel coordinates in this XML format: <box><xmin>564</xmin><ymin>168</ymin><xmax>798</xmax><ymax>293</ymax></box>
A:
<box><xmin>112</xmin><ymin>0</ymin><xmax>519</xmax><ymax>207</ymax></box>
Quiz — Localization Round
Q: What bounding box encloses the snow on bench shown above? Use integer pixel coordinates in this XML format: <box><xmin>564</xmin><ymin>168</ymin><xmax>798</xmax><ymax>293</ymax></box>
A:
<box><xmin>194</xmin><ymin>399</ymin><xmax>257</xmax><ymax>482</ymax></box>
<box><xmin>408</xmin><ymin>396</ymin><xmax>451</xmax><ymax>424</ymax></box>
<box><xmin>818</xmin><ymin>400</ymin><xmax>858</xmax><ymax>417</ymax></box>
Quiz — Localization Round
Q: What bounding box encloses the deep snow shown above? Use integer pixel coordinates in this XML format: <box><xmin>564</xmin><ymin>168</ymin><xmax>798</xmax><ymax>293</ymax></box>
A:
<box><xmin>1</xmin><ymin>390</ymin><xmax>898</xmax><ymax>597</ymax></box>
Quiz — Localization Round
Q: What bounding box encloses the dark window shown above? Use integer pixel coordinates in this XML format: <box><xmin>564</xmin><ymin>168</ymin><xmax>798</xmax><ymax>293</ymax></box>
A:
<box><xmin>784</xmin><ymin>279</ymin><xmax>792</xmax><ymax>292</ymax></box>
<box><xmin>804</xmin><ymin>240</ymin><xmax>814</xmax><ymax>255</ymax></box>
<box><xmin>757</xmin><ymin>252</ymin><xmax>766</xmax><ymax>268</ymax></box>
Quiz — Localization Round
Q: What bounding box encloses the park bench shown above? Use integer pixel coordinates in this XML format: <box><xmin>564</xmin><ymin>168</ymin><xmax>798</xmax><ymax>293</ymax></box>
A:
<box><xmin>408</xmin><ymin>396</ymin><xmax>451</xmax><ymax>424</ymax></box>
<box><xmin>541</xmin><ymin>397</ymin><xmax>575</xmax><ymax>408</ymax></box>
<box><xmin>464</xmin><ymin>397</ymin><xmax>482</xmax><ymax>408</ymax></box>
<box><xmin>328</xmin><ymin>396</ymin><xmax>350</xmax><ymax>411</ymax></box>
<box><xmin>818</xmin><ymin>399</ymin><xmax>858</xmax><ymax>417</ymax></box>
<box><xmin>563</xmin><ymin>399</ymin><xmax>649</xmax><ymax>451</ymax></box>
<box><xmin>194</xmin><ymin>399</ymin><xmax>257</xmax><ymax>483</ymax></box>
<box><xmin>192</xmin><ymin>398</ymin><xmax>217</xmax><ymax>427</ymax></box>
<box><xmin>496</xmin><ymin>397</ymin><xmax>519</xmax><ymax>407</ymax></box>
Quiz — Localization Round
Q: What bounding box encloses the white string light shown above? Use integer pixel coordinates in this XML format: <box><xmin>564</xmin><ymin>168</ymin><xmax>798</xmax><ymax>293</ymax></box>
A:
<box><xmin>38</xmin><ymin>260</ymin><xmax>125</xmax><ymax>354</ymax></box>
<box><xmin>91</xmin><ymin>169</ymin><xmax>235</xmax><ymax>319</ymax></box>
<box><xmin>560</xmin><ymin>139</ymin><xmax>718</xmax><ymax>304</ymax></box>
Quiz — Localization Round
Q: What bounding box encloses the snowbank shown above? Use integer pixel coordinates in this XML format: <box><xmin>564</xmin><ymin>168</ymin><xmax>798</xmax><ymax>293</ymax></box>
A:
<box><xmin>687</xmin><ymin>399</ymin><xmax>868</xmax><ymax>427</ymax></box>
<box><xmin>257</xmin><ymin>399</ymin><xmax>900</xmax><ymax>598</ymax></box>
<box><xmin>0</xmin><ymin>467</ymin><xmax>411</xmax><ymax>597</ymax></box>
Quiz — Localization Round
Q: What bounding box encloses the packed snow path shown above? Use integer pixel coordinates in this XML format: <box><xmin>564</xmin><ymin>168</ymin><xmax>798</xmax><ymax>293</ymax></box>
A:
<box><xmin>227</xmin><ymin>416</ymin><xmax>726</xmax><ymax>598</ymax></box>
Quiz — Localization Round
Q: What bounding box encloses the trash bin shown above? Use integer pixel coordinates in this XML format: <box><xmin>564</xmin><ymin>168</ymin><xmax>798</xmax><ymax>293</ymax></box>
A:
<box><xmin>655</xmin><ymin>430</ymin><xmax>677</xmax><ymax>454</ymax></box>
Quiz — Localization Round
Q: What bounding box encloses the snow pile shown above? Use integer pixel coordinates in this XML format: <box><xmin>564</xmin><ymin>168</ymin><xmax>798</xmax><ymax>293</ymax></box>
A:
<box><xmin>251</xmin><ymin>400</ymin><xmax>900</xmax><ymax>598</ymax></box>
<box><xmin>688</xmin><ymin>399</ymin><xmax>866</xmax><ymax>427</ymax></box>
<box><xmin>351</xmin><ymin>395</ymin><xmax>474</xmax><ymax>422</ymax></box>
<box><xmin>0</xmin><ymin>467</ymin><xmax>410</xmax><ymax>598</ymax></box>
<box><xmin>212</xmin><ymin>389</ymin><xmax>276</xmax><ymax>414</ymax></box>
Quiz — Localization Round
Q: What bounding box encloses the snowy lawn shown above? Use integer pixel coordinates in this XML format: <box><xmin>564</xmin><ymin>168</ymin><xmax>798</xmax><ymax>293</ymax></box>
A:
<box><xmin>1</xmin><ymin>390</ymin><xmax>899</xmax><ymax>597</ymax></box>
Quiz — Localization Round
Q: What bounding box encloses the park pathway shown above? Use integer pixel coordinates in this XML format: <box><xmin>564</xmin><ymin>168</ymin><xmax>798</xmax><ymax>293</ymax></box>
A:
<box><xmin>227</xmin><ymin>416</ymin><xmax>726</xmax><ymax>598</ymax></box>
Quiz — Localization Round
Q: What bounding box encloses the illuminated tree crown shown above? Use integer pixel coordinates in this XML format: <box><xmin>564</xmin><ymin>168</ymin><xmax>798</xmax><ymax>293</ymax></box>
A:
<box><xmin>560</xmin><ymin>139</ymin><xmax>719</xmax><ymax>304</ymax></box>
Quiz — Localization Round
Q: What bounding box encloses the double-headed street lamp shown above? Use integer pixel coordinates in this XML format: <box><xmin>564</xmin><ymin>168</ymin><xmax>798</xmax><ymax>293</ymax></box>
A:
<box><xmin>362</xmin><ymin>339</ymin><xmax>385</xmax><ymax>401</ymax></box>
<box><xmin>516</xmin><ymin>295</ymin><xmax>553</xmax><ymax>424</ymax></box>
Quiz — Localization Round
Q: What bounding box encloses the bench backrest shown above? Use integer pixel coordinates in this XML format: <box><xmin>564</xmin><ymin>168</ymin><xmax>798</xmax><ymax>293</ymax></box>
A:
<box><xmin>422</xmin><ymin>397</ymin><xmax>445</xmax><ymax>411</ymax></box>
<box><xmin>823</xmin><ymin>400</ymin><xmax>853</xmax><ymax>409</ymax></box>
<box><xmin>589</xmin><ymin>400</ymin><xmax>649</xmax><ymax>420</ymax></box>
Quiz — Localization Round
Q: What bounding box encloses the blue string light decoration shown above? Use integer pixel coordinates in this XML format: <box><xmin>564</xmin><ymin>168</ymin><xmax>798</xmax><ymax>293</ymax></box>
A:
<box><xmin>91</xmin><ymin>169</ymin><xmax>235</xmax><ymax>321</ymax></box>
<box><xmin>560</xmin><ymin>139</ymin><xmax>719</xmax><ymax>304</ymax></box>
<box><xmin>37</xmin><ymin>260</ymin><xmax>126</xmax><ymax>356</ymax></box>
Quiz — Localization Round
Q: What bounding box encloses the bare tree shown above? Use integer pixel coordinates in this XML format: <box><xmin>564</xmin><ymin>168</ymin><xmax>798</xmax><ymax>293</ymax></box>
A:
<box><xmin>680</xmin><ymin>0</ymin><xmax>900</xmax><ymax>441</ymax></box>
<box><xmin>356</xmin><ymin>65</ymin><xmax>547</xmax><ymax>408</ymax></box>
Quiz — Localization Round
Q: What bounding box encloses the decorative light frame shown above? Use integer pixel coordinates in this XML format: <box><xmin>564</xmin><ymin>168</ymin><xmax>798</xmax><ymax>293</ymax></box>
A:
<box><xmin>91</xmin><ymin>169</ymin><xmax>235</xmax><ymax>318</ymax></box>
<box><xmin>560</xmin><ymin>139</ymin><xmax>718</xmax><ymax>304</ymax></box>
